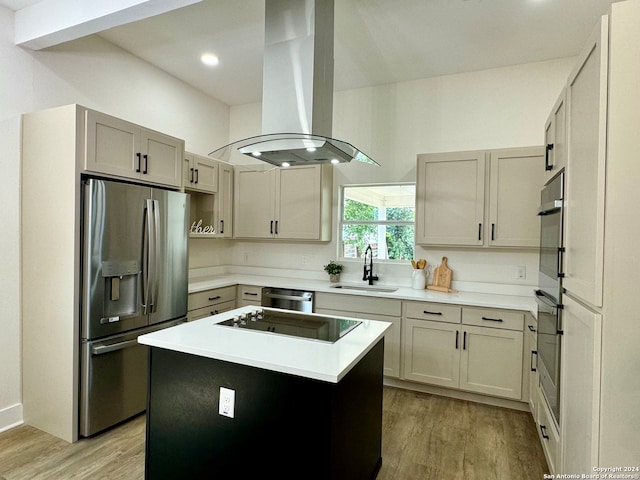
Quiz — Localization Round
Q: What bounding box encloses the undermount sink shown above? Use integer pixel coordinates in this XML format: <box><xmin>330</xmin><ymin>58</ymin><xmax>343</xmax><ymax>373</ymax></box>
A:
<box><xmin>330</xmin><ymin>284</ymin><xmax>398</xmax><ymax>293</ymax></box>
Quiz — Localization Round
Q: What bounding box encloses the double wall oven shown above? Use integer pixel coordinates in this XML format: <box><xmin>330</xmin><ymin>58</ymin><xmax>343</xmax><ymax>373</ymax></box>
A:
<box><xmin>535</xmin><ymin>171</ymin><xmax>565</xmax><ymax>426</ymax></box>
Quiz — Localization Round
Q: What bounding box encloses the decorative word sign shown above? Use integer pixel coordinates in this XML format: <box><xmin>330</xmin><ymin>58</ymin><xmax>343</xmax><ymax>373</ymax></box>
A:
<box><xmin>190</xmin><ymin>219</ymin><xmax>216</xmax><ymax>234</ymax></box>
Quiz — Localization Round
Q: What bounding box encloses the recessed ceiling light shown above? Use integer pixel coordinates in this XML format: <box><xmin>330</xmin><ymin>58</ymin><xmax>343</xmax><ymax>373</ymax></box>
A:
<box><xmin>281</xmin><ymin>162</ymin><xmax>291</xmax><ymax>168</ymax></box>
<box><xmin>200</xmin><ymin>53</ymin><xmax>219</xmax><ymax>66</ymax></box>
<box><xmin>252</xmin><ymin>151</ymin><xmax>262</xmax><ymax>157</ymax></box>
<box><xmin>330</xmin><ymin>159</ymin><xmax>340</xmax><ymax>164</ymax></box>
<box><xmin>306</xmin><ymin>147</ymin><xmax>316</xmax><ymax>152</ymax></box>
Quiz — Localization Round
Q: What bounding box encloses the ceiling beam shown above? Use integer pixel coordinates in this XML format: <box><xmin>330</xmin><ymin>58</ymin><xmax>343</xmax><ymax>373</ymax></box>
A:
<box><xmin>15</xmin><ymin>0</ymin><xmax>202</xmax><ymax>50</ymax></box>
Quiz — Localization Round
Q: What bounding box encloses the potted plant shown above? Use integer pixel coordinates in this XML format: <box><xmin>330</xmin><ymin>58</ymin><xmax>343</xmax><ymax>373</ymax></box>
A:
<box><xmin>323</xmin><ymin>260</ymin><xmax>344</xmax><ymax>283</ymax></box>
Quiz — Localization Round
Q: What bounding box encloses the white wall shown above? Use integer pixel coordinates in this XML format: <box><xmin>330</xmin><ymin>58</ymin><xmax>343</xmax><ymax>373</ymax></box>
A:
<box><xmin>0</xmin><ymin>5</ymin><xmax>230</xmax><ymax>431</ymax></box>
<box><xmin>227</xmin><ymin>58</ymin><xmax>575</xmax><ymax>290</ymax></box>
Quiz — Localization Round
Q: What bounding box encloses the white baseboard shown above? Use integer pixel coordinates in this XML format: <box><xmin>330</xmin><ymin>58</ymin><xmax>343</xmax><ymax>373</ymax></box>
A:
<box><xmin>384</xmin><ymin>377</ymin><xmax>530</xmax><ymax>412</ymax></box>
<box><xmin>0</xmin><ymin>403</ymin><xmax>24</xmax><ymax>433</ymax></box>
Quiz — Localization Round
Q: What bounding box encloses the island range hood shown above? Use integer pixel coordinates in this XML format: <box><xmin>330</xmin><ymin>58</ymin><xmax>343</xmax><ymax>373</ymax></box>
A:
<box><xmin>209</xmin><ymin>0</ymin><xmax>378</xmax><ymax>167</ymax></box>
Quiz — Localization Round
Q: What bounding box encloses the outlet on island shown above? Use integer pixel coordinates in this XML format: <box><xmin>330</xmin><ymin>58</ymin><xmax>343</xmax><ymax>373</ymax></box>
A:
<box><xmin>219</xmin><ymin>387</ymin><xmax>235</xmax><ymax>418</ymax></box>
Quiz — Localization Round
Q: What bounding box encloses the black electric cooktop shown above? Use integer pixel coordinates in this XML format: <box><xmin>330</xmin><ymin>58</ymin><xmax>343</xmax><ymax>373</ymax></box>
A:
<box><xmin>216</xmin><ymin>308</ymin><xmax>361</xmax><ymax>343</ymax></box>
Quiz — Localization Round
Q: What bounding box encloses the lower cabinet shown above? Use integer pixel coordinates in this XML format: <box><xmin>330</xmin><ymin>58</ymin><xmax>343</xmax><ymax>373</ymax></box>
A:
<box><xmin>237</xmin><ymin>284</ymin><xmax>262</xmax><ymax>307</ymax></box>
<box><xmin>187</xmin><ymin>286</ymin><xmax>236</xmax><ymax>321</ymax></box>
<box><xmin>525</xmin><ymin>314</ymin><xmax>539</xmax><ymax>419</ymax></box>
<box><xmin>536</xmin><ymin>385</ymin><xmax>560</xmax><ymax>473</ymax></box>
<box><xmin>314</xmin><ymin>293</ymin><xmax>402</xmax><ymax>379</ymax></box>
<box><xmin>403</xmin><ymin>302</ymin><xmax>524</xmax><ymax>400</ymax></box>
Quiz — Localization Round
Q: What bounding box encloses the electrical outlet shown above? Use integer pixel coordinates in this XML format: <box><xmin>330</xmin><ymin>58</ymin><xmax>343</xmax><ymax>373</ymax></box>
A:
<box><xmin>219</xmin><ymin>387</ymin><xmax>235</xmax><ymax>418</ymax></box>
<box><xmin>516</xmin><ymin>266</ymin><xmax>526</xmax><ymax>280</ymax></box>
<box><xmin>301</xmin><ymin>255</ymin><xmax>310</xmax><ymax>265</ymax></box>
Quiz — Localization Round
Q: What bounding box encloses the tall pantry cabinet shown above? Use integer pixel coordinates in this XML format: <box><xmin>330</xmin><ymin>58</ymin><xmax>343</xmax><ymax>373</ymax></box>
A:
<box><xmin>557</xmin><ymin>0</ymin><xmax>640</xmax><ymax>471</ymax></box>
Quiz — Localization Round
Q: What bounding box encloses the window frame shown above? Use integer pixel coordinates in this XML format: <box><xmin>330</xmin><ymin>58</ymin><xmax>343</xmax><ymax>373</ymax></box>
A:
<box><xmin>338</xmin><ymin>182</ymin><xmax>416</xmax><ymax>262</ymax></box>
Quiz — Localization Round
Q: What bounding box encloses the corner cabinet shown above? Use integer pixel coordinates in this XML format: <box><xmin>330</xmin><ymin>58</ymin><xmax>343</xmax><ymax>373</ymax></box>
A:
<box><xmin>85</xmin><ymin>109</ymin><xmax>183</xmax><ymax>188</ymax></box>
<box><xmin>415</xmin><ymin>146</ymin><xmax>544</xmax><ymax>247</ymax></box>
<box><xmin>234</xmin><ymin>165</ymin><xmax>333</xmax><ymax>240</ymax></box>
<box><xmin>186</xmin><ymin>154</ymin><xmax>234</xmax><ymax>238</ymax></box>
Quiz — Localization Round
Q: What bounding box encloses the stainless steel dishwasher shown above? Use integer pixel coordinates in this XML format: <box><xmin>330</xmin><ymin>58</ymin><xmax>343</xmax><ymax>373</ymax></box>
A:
<box><xmin>261</xmin><ymin>287</ymin><xmax>315</xmax><ymax>313</ymax></box>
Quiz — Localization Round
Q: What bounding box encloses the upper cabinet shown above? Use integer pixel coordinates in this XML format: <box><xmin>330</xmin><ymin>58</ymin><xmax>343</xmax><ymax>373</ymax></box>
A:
<box><xmin>183</xmin><ymin>152</ymin><xmax>219</xmax><ymax>193</ymax></box>
<box><xmin>544</xmin><ymin>89</ymin><xmax>567</xmax><ymax>184</ymax></box>
<box><xmin>564</xmin><ymin>17</ymin><xmax>608</xmax><ymax>308</ymax></box>
<box><xmin>416</xmin><ymin>146</ymin><xmax>544</xmax><ymax>247</ymax></box>
<box><xmin>234</xmin><ymin>164</ymin><xmax>333</xmax><ymax>240</ymax></box>
<box><xmin>85</xmin><ymin>109</ymin><xmax>183</xmax><ymax>188</ymax></box>
<box><xmin>186</xmin><ymin>153</ymin><xmax>234</xmax><ymax>239</ymax></box>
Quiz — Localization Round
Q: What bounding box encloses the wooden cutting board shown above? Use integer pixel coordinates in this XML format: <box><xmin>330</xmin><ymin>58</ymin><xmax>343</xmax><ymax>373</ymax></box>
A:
<box><xmin>427</xmin><ymin>257</ymin><xmax>455</xmax><ymax>292</ymax></box>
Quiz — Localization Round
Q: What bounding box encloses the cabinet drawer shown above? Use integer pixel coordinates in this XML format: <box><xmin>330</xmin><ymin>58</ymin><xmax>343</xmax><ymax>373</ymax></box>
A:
<box><xmin>462</xmin><ymin>307</ymin><xmax>524</xmax><ymax>331</ymax></box>
<box><xmin>187</xmin><ymin>300</ymin><xmax>236</xmax><ymax>321</ymax></box>
<box><xmin>238</xmin><ymin>285</ymin><xmax>262</xmax><ymax>303</ymax></box>
<box><xmin>403</xmin><ymin>301</ymin><xmax>461</xmax><ymax>324</ymax></box>
<box><xmin>188</xmin><ymin>286</ymin><xmax>236</xmax><ymax>311</ymax></box>
<box><xmin>536</xmin><ymin>386</ymin><xmax>559</xmax><ymax>472</ymax></box>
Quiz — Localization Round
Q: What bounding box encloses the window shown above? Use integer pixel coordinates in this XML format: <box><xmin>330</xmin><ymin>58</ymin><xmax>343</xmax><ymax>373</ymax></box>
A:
<box><xmin>340</xmin><ymin>184</ymin><xmax>415</xmax><ymax>261</ymax></box>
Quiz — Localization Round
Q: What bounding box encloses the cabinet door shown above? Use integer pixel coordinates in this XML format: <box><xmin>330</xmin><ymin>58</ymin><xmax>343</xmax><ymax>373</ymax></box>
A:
<box><xmin>139</xmin><ymin>129</ymin><xmax>183</xmax><ymax>188</ymax></box>
<box><xmin>560</xmin><ymin>295</ymin><xmax>601</xmax><ymax>473</ymax></box>
<box><xmin>275</xmin><ymin>165</ymin><xmax>321</xmax><ymax>239</ymax></box>
<box><xmin>216</xmin><ymin>163</ymin><xmax>234</xmax><ymax>237</ymax></box>
<box><xmin>403</xmin><ymin>319</ymin><xmax>460</xmax><ymax>388</ymax></box>
<box><xmin>526</xmin><ymin>319</ymin><xmax>539</xmax><ymax>419</ymax></box>
<box><xmin>184</xmin><ymin>153</ymin><xmax>219</xmax><ymax>194</ymax></box>
<box><xmin>416</xmin><ymin>151</ymin><xmax>485</xmax><ymax>245</ymax></box>
<box><xmin>544</xmin><ymin>90</ymin><xmax>567</xmax><ymax>183</ymax></box>
<box><xmin>459</xmin><ymin>325</ymin><xmax>523</xmax><ymax>400</ymax></box>
<box><xmin>85</xmin><ymin>110</ymin><xmax>140</xmax><ymax>178</ymax></box>
<box><xmin>564</xmin><ymin>18</ymin><xmax>608</xmax><ymax>307</ymax></box>
<box><xmin>488</xmin><ymin>147</ymin><xmax>545</xmax><ymax>247</ymax></box>
<box><xmin>234</xmin><ymin>169</ymin><xmax>275</xmax><ymax>238</ymax></box>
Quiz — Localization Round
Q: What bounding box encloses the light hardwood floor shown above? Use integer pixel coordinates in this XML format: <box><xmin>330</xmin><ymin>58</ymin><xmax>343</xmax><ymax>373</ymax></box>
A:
<box><xmin>0</xmin><ymin>387</ymin><xmax>548</xmax><ymax>480</ymax></box>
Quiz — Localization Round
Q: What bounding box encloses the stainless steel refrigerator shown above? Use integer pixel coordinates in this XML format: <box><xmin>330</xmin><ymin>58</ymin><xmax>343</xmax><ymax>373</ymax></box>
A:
<box><xmin>79</xmin><ymin>177</ymin><xmax>188</xmax><ymax>437</ymax></box>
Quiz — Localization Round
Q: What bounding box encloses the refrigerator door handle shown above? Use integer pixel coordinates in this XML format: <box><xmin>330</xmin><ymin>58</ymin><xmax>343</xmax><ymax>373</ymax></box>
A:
<box><xmin>151</xmin><ymin>199</ymin><xmax>161</xmax><ymax>313</ymax></box>
<box><xmin>142</xmin><ymin>199</ymin><xmax>154</xmax><ymax>315</ymax></box>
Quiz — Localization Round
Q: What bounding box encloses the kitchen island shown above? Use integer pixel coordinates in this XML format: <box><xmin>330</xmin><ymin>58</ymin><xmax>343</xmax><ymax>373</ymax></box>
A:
<box><xmin>138</xmin><ymin>306</ymin><xmax>391</xmax><ymax>480</ymax></box>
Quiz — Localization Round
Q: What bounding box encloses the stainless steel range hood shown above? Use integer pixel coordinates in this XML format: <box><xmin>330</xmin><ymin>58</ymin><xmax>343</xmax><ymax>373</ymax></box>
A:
<box><xmin>209</xmin><ymin>0</ymin><xmax>378</xmax><ymax>167</ymax></box>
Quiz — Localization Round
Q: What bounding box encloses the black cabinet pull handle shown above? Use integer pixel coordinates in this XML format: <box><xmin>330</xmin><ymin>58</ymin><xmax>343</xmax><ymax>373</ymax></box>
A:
<box><xmin>455</xmin><ymin>331</ymin><xmax>459</xmax><ymax>349</ymax></box>
<box><xmin>557</xmin><ymin>247</ymin><xmax>566</xmax><ymax>278</ymax></box>
<box><xmin>481</xmin><ymin>316</ymin><xmax>503</xmax><ymax>322</ymax></box>
<box><xmin>463</xmin><ymin>331</ymin><xmax>467</xmax><ymax>350</ymax></box>
<box><xmin>478</xmin><ymin>223</ymin><xmax>482</xmax><ymax>241</ymax></box>
<box><xmin>491</xmin><ymin>223</ymin><xmax>495</xmax><ymax>241</ymax></box>
<box><xmin>136</xmin><ymin>152</ymin><xmax>142</xmax><ymax>172</ymax></box>
<box><xmin>423</xmin><ymin>310</ymin><xmax>442</xmax><ymax>316</ymax></box>
<box><xmin>195</xmin><ymin>168</ymin><xmax>199</xmax><ymax>184</ymax></box>
<box><xmin>244</xmin><ymin>292</ymin><xmax>258</xmax><ymax>296</ymax></box>
<box><xmin>531</xmin><ymin>350</ymin><xmax>538</xmax><ymax>372</ymax></box>
<box><xmin>220</xmin><ymin>220</ymin><xmax>224</xmax><ymax>234</ymax></box>
<box><xmin>208</xmin><ymin>295</ymin><xmax>221</xmax><ymax>301</ymax></box>
<box><xmin>528</xmin><ymin>325</ymin><xmax>536</xmax><ymax>332</ymax></box>
<box><xmin>545</xmin><ymin>143</ymin><xmax>554</xmax><ymax>171</ymax></box>
<box><xmin>211</xmin><ymin>310</ymin><xmax>219</xmax><ymax>315</ymax></box>
<box><xmin>143</xmin><ymin>154</ymin><xmax>148</xmax><ymax>174</ymax></box>
<box><xmin>275</xmin><ymin>220</ymin><xmax>279</xmax><ymax>235</ymax></box>
<box><xmin>539</xmin><ymin>424</ymin><xmax>549</xmax><ymax>440</ymax></box>
<box><xmin>270</xmin><ymin>220</ymin><xmax>274</xmax><ymax>234</ymax></box>
<box><xmin>189</xmin><ymin>167</ymin><xmax>194</xmax><ymax>183</ymax></box>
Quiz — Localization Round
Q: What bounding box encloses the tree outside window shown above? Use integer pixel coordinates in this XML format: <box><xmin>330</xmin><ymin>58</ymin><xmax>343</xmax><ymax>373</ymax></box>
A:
<box><xmin>341</xmin><ymin>184</ymin><xmax>415</xmax><ymax>260</ymax></box>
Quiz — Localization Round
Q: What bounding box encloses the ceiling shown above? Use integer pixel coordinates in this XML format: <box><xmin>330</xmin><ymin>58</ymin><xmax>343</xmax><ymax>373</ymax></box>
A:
<box><xmin>1</xmin><ymin>0</ymin><xmax>618</xmax><ymax>106</ymax></box>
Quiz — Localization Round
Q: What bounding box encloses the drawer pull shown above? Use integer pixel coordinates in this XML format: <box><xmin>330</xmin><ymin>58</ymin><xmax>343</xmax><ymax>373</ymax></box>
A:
<box><xmin>423</xmin><ymin>310</ymin><xmax>442</xmax><ymax>316</ymax></box>
<box><xmin>481</xmin><ymin>316</ymin><xmax>503</xmax><ymax>322</ymax></box>
<box><xmin>208</xmin><ymin>295</ymin><xmax>221</xmax><ymax>301</ymax></box>
<box><xmin>528</xmin><ymin>325</ymin><xmax>536</xmax><ymax>332</ymax></box>
<box><xmin>539</xmin><ymin>424</ymin><xmax>549</xmax><ymax>440</ymax></box>
<box><xmin>463</xmin><ymin>331</ymin><xmax>467</xmax><ymax>350</ymax></box>
<box><xmin>211</xmin><ymin>310</ymin><xmax>219</xmax><ymax>315</ymax></box>
<box><xmin>455</xmin><ymin>331</ymin><xmax>459</xmax><ymax>349</ymax></box>
<box><xmin>244</xmin><ymin>292</ymin><xmax>258</xmax><ymax>296</ymax></box>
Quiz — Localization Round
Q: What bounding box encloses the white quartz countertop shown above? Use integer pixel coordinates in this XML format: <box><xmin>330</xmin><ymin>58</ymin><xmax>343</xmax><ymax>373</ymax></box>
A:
<box><xmin>189</xmin><ymin>273</ymin><xmax>537</xmax><ymax>316</ymax></box>
<box><xmin>138</xmin><ymin>305</ymin><xmax>391</xmax><ymax>383</ymax></box>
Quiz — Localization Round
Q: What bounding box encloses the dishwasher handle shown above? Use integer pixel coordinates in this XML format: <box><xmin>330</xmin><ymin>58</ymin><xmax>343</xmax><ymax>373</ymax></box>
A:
<box><xmin>263</xmin><ymin>292</ymin><xmax>313</xmax><ymax>302</ymax></box>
